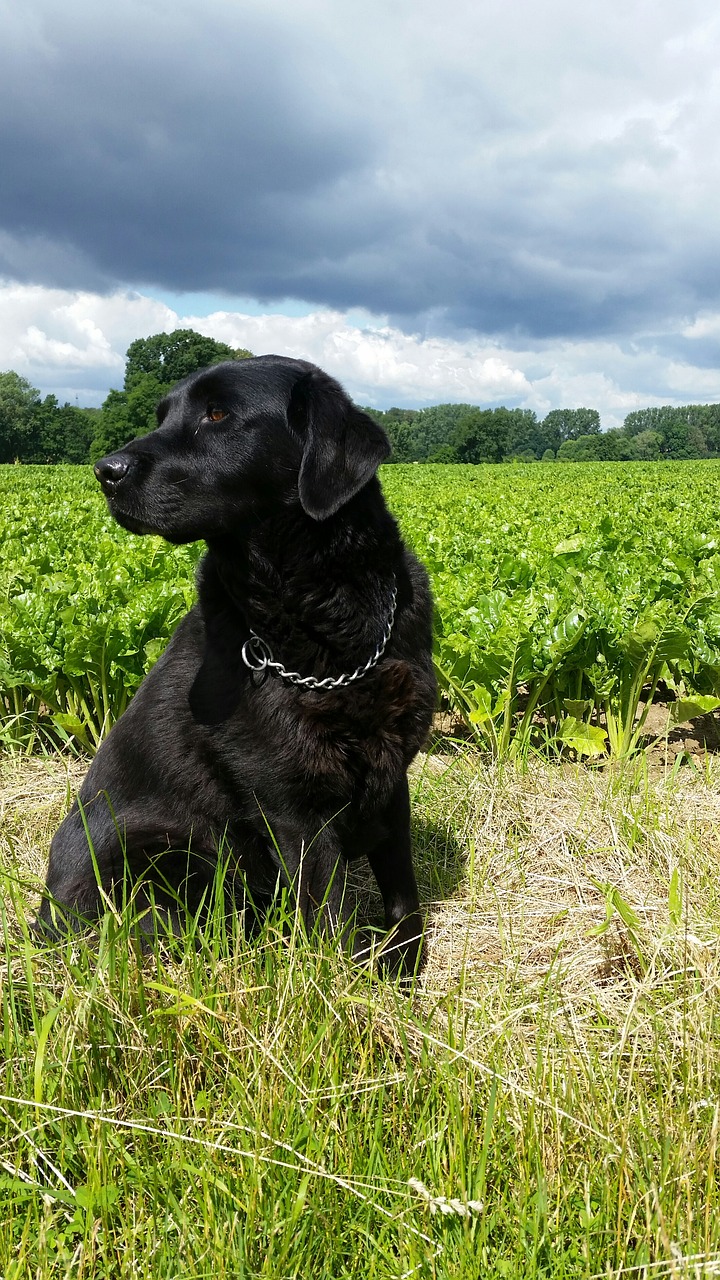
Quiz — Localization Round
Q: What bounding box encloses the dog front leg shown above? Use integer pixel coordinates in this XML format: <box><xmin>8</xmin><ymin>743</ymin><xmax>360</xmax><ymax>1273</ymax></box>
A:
<box><xmin>365</xmin><ymin>778</ymin><xmax>424</xmax><ymax>978</ymax></box>
<box><xmin>268</xmin><ymin>817</ymin><xmax>352</xmax><ymax>946</ymax></box>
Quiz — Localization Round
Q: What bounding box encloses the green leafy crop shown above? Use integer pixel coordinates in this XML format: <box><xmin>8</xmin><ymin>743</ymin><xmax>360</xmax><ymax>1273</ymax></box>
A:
<box><xmin>2</xmin><ymin>461</ymin><xmax>720</xmax><ymax>758</ymax></box>
<box><xmin>0</xmin><ymin>467</ymin><xmax>199</xmax><ymax>751</ymax></box>
<box><xmin>383</xmin><ymin>461</ymin><xmax>720</xmax><ymax>758</ymax></box>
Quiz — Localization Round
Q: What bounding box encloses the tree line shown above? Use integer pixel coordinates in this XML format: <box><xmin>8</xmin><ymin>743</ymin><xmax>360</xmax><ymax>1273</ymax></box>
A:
<box><xmin>366</xmin><ymin>402</ymin><xmax>720</xmax><ymax>463</ymax></box>
<box><xmin>1</xmin><ymin>328</ymin><xmax>719</xmax><ymax>464</ymax></box>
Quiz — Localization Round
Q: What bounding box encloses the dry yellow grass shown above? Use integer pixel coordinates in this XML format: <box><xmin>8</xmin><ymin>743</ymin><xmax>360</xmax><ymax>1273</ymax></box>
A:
<box><xmin>5</xmin><ymin>744</ymin><xmax>720</xmax><ymax>1016</ymax></box>
<box><xmin>414</xmin><ymin>751</ymin><xmax>720</xmax><ymax>982</ymax></box>
<box><xmin>4</xmin><ymin>745</ymin><xmax>720</xmax><ymax>1276</ymax></box>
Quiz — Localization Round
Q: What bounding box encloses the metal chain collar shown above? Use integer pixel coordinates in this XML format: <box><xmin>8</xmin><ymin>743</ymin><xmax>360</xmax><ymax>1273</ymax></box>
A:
<box><xmin>240</xmin><ymin>580</ymin><xmax>398</xmax><ymax>690</ymax></box>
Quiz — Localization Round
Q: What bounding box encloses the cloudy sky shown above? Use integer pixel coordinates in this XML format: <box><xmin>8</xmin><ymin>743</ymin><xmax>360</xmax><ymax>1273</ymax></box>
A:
<box><xmin>1</xmin><ymin>0</ymin><xmax>719</xmax><ymax>425</ymax></box>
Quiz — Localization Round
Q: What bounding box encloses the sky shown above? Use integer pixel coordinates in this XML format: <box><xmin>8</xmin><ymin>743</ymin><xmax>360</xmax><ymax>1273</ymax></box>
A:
<box><xmin>1</xmin><ymin>0</ymin><xmax>719</xmax><ymax>427</ymax></box>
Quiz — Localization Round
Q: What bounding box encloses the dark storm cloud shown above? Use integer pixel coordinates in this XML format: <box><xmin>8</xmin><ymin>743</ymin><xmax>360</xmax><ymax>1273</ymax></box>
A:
<box><xmin>0</xmin><ymin>3</ymin><xmax>375</xmax><ymax>280</ymax></box>
<box><xmin>0</xmin><ymin>6</ymin><xmax>367</xmax><ymax>271</ymax></box>
<box><xmin>1</xmin><ymin>0</ymin><xmax>719</xmax><ymax>343</ymax></box>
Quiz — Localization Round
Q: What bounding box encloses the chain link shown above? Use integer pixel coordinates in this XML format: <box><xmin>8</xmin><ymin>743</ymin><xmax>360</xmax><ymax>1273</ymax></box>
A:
<box><xmin>241</xmin><ymin>581</ymin><xmax>398</xmax><ymax>689</ymax></box>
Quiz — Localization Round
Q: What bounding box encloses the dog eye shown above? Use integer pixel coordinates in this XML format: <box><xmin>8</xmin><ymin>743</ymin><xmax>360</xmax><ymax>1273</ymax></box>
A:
<box><xmin>206</xmin><ymin>406</ymin><xmax>227</xmax><ymax>423</ymax></box>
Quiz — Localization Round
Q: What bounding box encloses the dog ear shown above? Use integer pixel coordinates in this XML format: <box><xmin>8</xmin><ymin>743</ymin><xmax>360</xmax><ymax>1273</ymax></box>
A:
<box><xmin>289</xmin><ymin>369</ymin><xmax>391</xmax><ymax>520</ymax></box>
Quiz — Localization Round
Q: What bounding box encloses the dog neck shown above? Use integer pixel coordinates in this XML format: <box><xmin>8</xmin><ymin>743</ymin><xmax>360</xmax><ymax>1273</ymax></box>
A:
<box><xmin>200</xmin><ymin>485</ymin><xmax>402</xmax><ymax>673</ymax></box>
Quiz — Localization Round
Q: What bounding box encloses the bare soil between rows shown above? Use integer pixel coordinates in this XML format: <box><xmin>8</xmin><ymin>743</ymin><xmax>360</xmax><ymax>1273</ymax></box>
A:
<box><xmin>431</xmin><ymin>698</ymin><xmax>720</xmax><ymax>772</ymax></box>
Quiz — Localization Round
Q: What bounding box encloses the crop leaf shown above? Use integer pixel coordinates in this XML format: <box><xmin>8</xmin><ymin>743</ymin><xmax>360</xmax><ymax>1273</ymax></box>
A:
<box><xmin>558</xmin><ymin>716</ymin><xmax>607</xmax><ymax>758</ymax></box>
<box><xmin>669</xmin><ymin>695</ymin><xmax>720</xmax><ymax>725</ymax></box>
<box><xmin>563</xmin><ymin>698</ymin><xmax>592</xmax><ymax>719</ymax></box>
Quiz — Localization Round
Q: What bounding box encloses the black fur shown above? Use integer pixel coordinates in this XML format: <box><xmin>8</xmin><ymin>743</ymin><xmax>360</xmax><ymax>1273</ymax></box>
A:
<box><xmin>37</xmin><ymin>356</ymin><xmax>436</xmax><ymax>975</ymax></box>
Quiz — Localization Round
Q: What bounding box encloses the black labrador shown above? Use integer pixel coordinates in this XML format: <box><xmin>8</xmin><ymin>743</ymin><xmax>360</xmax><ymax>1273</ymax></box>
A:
<box><xmin>36</xmin><ymin>356</ymin><xmax>436</xmax><ymax>974</ymax></box>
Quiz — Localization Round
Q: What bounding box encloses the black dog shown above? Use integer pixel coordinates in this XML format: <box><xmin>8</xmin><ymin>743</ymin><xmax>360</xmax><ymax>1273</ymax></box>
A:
<box><xmin>37</xmin><ymin>356</ymin><xmax>436</xmax><ymax>973</ymax></box>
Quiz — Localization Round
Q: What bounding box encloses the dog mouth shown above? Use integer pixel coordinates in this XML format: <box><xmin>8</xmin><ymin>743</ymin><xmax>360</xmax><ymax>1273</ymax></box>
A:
<box><xmin>107</xmin><ymin>505</ymin><xmax>158</xmax><ymax>536</ymax></box>
<box><xmin>107</xmin><ymin>499</ymin><xmax>199</xmax><ymax>544</ymax></box>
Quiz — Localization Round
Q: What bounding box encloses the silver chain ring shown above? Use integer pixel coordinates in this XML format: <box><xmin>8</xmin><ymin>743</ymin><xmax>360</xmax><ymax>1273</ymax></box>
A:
<box><xmin>241</xmin><ymin>581</ymin><xmax>398</xmax><ymax>689</ymax></box>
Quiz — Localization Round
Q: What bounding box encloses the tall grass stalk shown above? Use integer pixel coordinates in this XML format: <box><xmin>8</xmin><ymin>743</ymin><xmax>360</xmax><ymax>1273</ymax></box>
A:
<box><xmin>2</xmin><ymin>748</ymin><xmax>720</xmax><ymax>1277</ymax></box>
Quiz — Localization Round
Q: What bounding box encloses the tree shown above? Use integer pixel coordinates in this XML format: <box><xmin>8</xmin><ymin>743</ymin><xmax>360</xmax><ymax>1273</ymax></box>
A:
<box><xmin>627</xmin><ymin>429</ymin><xmax>662</xmax><ymax>461</ymax></box>
<box><xmin>30</xmin><ymin>394</ymin><xmax>63</xmax><ymax>462</ymax></box>
<box><xmin>365</xmin><ymin>403</ymin><xmax>476</xmax><ymax>462</ymax></box>
<box><xmin>363</xmin><ymin>406</ymin><xmax>419</xmax><ymax>461</ymax></box>
<box><xmin>123</xmin><ymin>329</ymin><xmax>248</xmax><ymax>392</ymax></box>
<box><xmin>590</xmin><ymin>429</ymin><xmax>626</xmax><ymax>460</ymax></box>
<box><xmin>0</xmin><ymin>371</ymin><xmax>41</xmax><ymax>462</ymax></box>
<box><xmin>572</xmin><ymin>408</ymin><xmax>601</xmax><ymax>436</ymax></box>
<box><xmin>570</xmin><ymin>433</ymin><xmax>605</xmax><ymax>461</ymax></box>
<box><xmin>501</xmin><ymin>409</ymin><xmax>541</xmax><ymax>459</ymax></box>
<box><xmin>126</xmin><ymin>374</ymin><xmax>169</xmax><ymax>438</ymax></box>
<box><xmin>58</xmin><ymin>405</ymin><xmax>96</xmax><ymax>464</ymax></box>
<box><xmin>691</xmin><ymin>404</ymin><xmax>720</xmax><ymax>453</ymax></box>
<box><xmin>621</xmin><ymin>403</ymin><xmax>719</xmax><ymax>457</ymax></box>
<box><xmin>623</xmin><ymin>407</ymin><xmax>667</xmax><ymax>437</ymax></box>
<box><xmin>449</xmin><ymin>406</ymin><xmax>538</xmax><ymax>463</ymax></box>
<box><xmin>661</xmin><ymin>417</ymin><xmax>707</xmax><ymax>460</ymax></box>
<box><xmin>387</xmin><ymin>421</ymin><xmax>420</xmax><ymax>462</ymax></box>
<box><xmin>452</xmin><ymin>409</ymin><xmax>505</xmax><ymax>463</ymax></box>
<box><xmin>541</xmin><ymin>408</ymin><xmax>601</xmax><ymax>448</ymax></box>
<box><xmin>411</xmin><ymin>404</ymin><xmax>476</xmax><ymax>459</ymax></box>
<box><xmin>427</xmin><ymin>443</ymin><xmax>458</xmax><ymax>463</ymax></box>
<box><xmin>90</xmin><ymin>389</ymin><xmax>131</xmax><ymax>461</ymax></box>
<box><xmin>556</xmin><ymin>439</ymin><xmax>581</xmax><ymax>462</ymax></box>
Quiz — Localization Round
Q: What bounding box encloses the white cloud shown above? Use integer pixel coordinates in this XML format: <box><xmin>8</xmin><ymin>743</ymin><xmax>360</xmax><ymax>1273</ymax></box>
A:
<box><xmin>665</xmin><ymin>362</ymin><xmax>720</xmax><ymax>398</ymax></box>
<box><xmin>0</xmin><ymin>284</ymin><xmax>175</xmax><ymax>398</ymax></box>
<box><xmin>683</xmin><ymin>312</ymin><xmax>720</xmax><ymax>340</ymax></box>
<box><xmin>184</xmin><ymin>308</ymin><xmax>531</xmax><ymax>405</ymax></box>
<box><xmin>1</xmin><ymin>282</ymin><xmax>718</xmax><ymax>427</ymax></box>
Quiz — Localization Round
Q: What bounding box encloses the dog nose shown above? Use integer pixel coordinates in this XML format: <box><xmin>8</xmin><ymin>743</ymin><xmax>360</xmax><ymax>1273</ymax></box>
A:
<box><xmin>94</xmin><ymin>455</ymin><xmax>131</xmax><ymax>489</ymax></box>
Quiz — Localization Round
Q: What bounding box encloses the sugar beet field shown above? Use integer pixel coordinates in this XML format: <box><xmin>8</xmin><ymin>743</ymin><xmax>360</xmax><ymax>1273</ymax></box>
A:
<box><xmin>3</xmin><ymin>461</ymin><xmax>720</xmax><ymax>1277</ymax></box>
<box><xmin>4</xmin><ymin>461</ymin><xmax>720</xmax><ymax>756</ymax></box>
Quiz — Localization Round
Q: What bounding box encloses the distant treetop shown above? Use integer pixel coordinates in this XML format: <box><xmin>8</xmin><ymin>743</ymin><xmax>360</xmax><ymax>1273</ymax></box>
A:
<box><xmin>124</xmin><ymin>329</ymin><xmax>253</xmax><ymax>391</ymax></box>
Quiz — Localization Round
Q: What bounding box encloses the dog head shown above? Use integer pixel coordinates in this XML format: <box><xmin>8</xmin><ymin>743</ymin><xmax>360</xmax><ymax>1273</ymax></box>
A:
<box><xmin>94</xmin><ymin>355</ymin><xmax>391</xmax><ymax>542</ymax></box>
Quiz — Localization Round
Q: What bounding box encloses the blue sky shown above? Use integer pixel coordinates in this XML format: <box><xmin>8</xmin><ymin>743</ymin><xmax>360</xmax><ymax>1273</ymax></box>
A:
<box><xmin>1</xmin><ymin>0</ymin><xmax>719</xmax><ymax>425</ymax></box>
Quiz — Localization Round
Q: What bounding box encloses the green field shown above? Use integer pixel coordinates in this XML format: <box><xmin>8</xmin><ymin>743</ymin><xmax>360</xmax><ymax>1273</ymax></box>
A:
<box><xmin>2</xmin><ymin>461</ymin><xmax>720</xmax><ymax>1278</ymax></box>
<box><xmin>4</xmin><ymin>461</ymin><xmax>720</xmax><ymax>756</ymax></box>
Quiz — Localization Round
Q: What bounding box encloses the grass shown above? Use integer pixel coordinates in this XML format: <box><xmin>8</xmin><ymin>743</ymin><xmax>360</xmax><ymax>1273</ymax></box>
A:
<box><xmin>2</xmin><ymin>744</ymin><xmax>720</xmax><ymax>1278</ymax></box>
